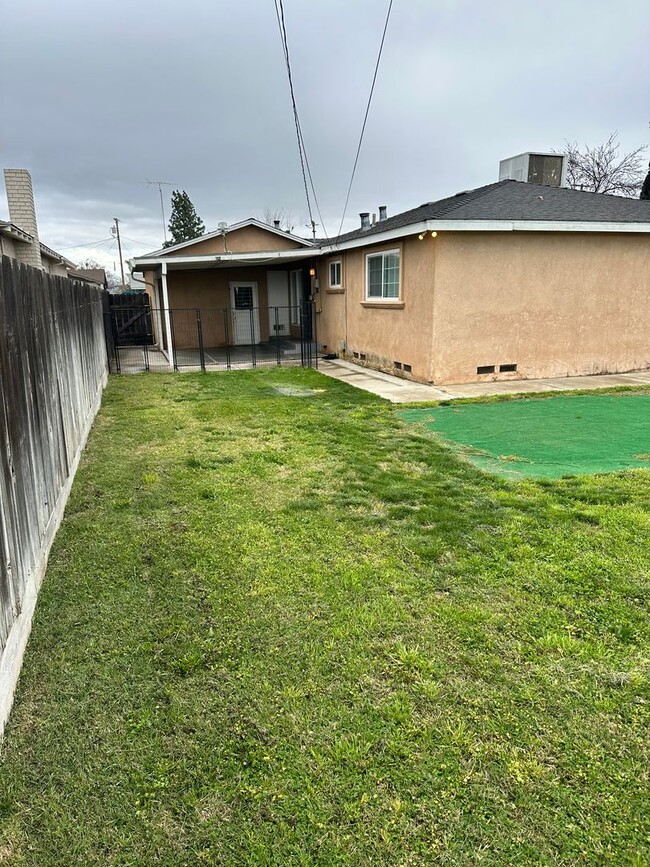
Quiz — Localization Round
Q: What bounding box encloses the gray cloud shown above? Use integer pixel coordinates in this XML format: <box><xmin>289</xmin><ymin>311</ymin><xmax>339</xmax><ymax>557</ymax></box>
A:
<box><xmin>2</xmin><ymin>0</ymin><xmax>648</xmax><ymax>269</ymax></box>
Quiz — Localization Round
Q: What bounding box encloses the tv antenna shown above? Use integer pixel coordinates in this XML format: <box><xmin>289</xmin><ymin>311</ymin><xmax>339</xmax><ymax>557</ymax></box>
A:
<box><xmin>142</xmin><ymin>179</ymin><xmax>175</xmax><ymax>244</ymax></box>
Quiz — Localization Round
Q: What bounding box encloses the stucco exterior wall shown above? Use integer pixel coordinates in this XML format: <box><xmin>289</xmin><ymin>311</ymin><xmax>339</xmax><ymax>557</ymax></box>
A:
<box><xmin>317</xmin><ymin>236</ymin><xmax>436</xmax><ymax>382</ymax></box>
<box><xmin>165</xmin><ymin>225</ymin><xmax>307</xmax><ymax>256</ymax></box>
<box><xmin>165</xmin><ymin>267</ymin><xmax>272</xmax><ymax>347</ymax></box>
<box><xmin>430</xmin><ymin>232</ymin><xmax>650</xmax><ymax>384</ymax></box>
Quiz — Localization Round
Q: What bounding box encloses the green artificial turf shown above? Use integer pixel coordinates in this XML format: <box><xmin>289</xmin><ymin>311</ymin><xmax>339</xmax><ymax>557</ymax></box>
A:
<box><xmin>399</xmin><ymin>393</ymin><xmax>650</xmax><ymax>479</ymax></box>
<box><xmin>1</xmin><ymin>370</ymin><xmax>649</xmax><ymax>865</ymax></box>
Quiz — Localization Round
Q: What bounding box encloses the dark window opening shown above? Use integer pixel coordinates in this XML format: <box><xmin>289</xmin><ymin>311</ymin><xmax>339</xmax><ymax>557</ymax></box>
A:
<box><xmin>403</xmin><ymin>363</ymin><xmax>412</xmax><ymax>373</ymax></box>
<box><xmin>477</xmin><ymin>365</ymin><xmax>495</xmax><ymax>375</ymax></box>
<box><xmin>499</xmin><ymin>363</ymin><xmax>517</xmax><ymax>373</ymax></box>
<box><xmin>394</xmin><ymin>361</ymin><xmax>402</xmax><ymax>370</ymax></box>
<box><xmin>360</xmin><ymin>353</ymin><xmax>366</xmax><ymax>361</ymax></box>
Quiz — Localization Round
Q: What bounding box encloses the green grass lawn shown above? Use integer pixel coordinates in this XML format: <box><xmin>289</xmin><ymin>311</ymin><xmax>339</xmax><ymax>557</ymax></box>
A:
<box><xmin>399</xmin><ymin>393</ymin><xmax>650</xmax><ymax>479</ymax></box>
<box><xmin>1</xmin><ymin>369</ymin><xmax>649</xmax><ymax>866</ymax></box>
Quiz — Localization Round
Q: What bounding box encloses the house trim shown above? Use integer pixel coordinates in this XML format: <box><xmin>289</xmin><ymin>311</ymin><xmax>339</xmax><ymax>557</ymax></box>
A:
<box><xmin>322</xmin><ymin>219</ymin><xmax>650</xmax><ymax>253</ymax></box>
<box><xmin>132</xmin><ymin>249</ymin><xmax>320</xmax><ymax>271</ymax></box>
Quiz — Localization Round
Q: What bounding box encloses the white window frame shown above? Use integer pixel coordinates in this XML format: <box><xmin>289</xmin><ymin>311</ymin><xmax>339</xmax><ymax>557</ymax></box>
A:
<box><xmin>329</xmin><ymin>259</ymin><xmax>342</xmax><ymax>288</ymax></box>
<box><xmin>290</xmin><ymin>269</ymin><xmax>302</xmax><ymax>325</ymax></box>
<box><xmin>365</xmin><ymin>248</ymin><xmax>400</xmax><ymax>301</ymax></box>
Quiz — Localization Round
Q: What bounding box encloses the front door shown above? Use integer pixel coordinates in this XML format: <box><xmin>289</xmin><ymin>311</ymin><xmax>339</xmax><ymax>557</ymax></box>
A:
<box><xmin>230</xmin><ymin>282</ymin><xmax>260</xmax><ymax>345</ymax></box>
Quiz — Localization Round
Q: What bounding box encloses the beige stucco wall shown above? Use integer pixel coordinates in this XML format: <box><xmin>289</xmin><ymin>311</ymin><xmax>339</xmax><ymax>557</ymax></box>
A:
<box><xmin>431</xmin><ymin>232</ymin><xmax>650</xmax><ymax>384</ymax></box>
<box><xmin>165</xmin><ymin>225</ymin><xmax>307</xmax><ymax>256</ymax></box>
<box><xmin>317</xmin><ymin>237</ymin><xmax>436</xmax><ymax>382</ymax></box>
<box><xmin>165</xmin><ymin>267</ymin><xmax>275</xmax><ymax>347</ymax></box>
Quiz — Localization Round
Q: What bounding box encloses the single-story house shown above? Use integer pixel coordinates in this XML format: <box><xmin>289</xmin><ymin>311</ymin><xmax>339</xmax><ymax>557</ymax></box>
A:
<box><xmin>131</xmin><ymin>179</ymin><xmax>650</xmax><ymax>385</ymax></box>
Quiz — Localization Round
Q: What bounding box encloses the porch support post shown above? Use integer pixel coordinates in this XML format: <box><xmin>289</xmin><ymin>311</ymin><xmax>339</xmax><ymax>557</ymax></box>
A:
<box><xmin>161</xmin><ymin>261</ymin><xmax>174</xmax><ymax>370</ymax></box>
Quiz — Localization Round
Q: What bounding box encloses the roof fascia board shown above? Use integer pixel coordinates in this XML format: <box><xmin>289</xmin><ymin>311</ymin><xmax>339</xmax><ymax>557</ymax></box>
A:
<box><xmin>322</xmin><ymin>219</ymin><xmax>650</xmax><ymax>251</ymax></box>
<box><xmin>132</xmin><ymin>248</ymin><xmax>322</xmax><ymax>269</ymax></box>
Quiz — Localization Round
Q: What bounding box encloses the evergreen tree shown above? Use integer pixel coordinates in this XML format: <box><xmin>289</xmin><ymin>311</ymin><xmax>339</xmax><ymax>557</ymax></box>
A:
<box><xmin>166</xmin><ymin>190</ymin><xmax>206</xmax><ymax>246</ymax></box>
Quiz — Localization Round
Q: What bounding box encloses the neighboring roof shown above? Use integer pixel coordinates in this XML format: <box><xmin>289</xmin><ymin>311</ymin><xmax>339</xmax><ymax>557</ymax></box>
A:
<box><xmin>0</xmin><ymin>219</ymin><xmax>76</xmax><ymax>268</ymax></box>
<box><xmin>143</xmin><ymin>218</ymin><xmax>314</xmax><ymax>257</ymax></box>
<box><xmin>39</xmin><ymin>243</ymin><xmax>76</xmax><ymax>269</ymax></box>
<box><xmin>0</xmin><ymin>219</ymin><xmax>33</xmax><ymax>244</ymax></box>
<box><xmin>68</xmin><ymin>268</ymin><xmax>107</xmax><ymax>287</ymax></box>
<box><xmin>326</xmin><ymin>180</ymin><xmax>650</xmax><ymax>247</ymax></box>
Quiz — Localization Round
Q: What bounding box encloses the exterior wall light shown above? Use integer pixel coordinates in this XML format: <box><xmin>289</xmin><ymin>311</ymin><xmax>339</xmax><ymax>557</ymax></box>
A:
<box><xmin>309</xmin><ymin>267</ymin><xmax>316</xmax><ymax>277</ymax></box>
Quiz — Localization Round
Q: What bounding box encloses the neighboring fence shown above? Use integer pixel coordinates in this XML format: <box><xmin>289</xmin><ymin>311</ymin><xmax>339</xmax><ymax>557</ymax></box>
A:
<box><xmin>0</xmin><ymin>256</ymin><xmax>108</xmax><ymax>734</ymax></box>
<box><xmin>106</xmin><ymin>302</ymin><xmax>318</xmax><ymax>373</ymax></box>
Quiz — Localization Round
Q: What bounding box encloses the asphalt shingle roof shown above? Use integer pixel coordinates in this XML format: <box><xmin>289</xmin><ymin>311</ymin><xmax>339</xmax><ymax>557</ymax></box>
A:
<box><xmin>326</xmin><ymin>180</ymin><xmax>650</xmax><ymax>245</ymax></box>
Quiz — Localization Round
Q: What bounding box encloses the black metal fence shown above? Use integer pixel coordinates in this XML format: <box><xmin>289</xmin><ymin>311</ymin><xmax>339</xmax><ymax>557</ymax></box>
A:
<box><xmin>105</xmin><ymin>302</ymin><xmax>318</xmax><ymax>374</ymax></box>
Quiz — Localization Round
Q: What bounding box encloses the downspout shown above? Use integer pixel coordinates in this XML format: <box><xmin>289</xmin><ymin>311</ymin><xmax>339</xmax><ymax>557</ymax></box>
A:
<box><xmin>160</xmin><ymin>261</ymin><xmax>174</xmax><ymax>370</ymax></box>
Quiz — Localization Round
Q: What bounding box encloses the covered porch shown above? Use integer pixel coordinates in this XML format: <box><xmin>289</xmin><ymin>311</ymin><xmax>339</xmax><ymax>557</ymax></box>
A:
<box><xmin>131</xmin><ymin>248</ymin><xmax>322</xmax><ymax>369</ymax></box>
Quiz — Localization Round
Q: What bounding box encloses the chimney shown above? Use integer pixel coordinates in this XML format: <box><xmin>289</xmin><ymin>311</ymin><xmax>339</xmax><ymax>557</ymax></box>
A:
<box><xmin>4</xmin><ymin>169</ymin><xmax>42</xmax><ymax>268</ymax></box>
<box><xmin>359</xmin><ymin>212</ymin><xmax>370</xmax><ymax>230</ymax></box>
<box><xmin>273</xmin><ymin>219</ymin><xmax>281</xmax><ymax>228</ymax></box>
<box><xmin>378</xmin><ymin>205</ymin><xmax>387</xmax><ymax>221</ymax></box>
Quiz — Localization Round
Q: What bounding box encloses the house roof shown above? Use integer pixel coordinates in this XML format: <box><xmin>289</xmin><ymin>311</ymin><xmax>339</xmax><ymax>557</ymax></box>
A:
<box><xmin>327</xmin><ymin>180</ymin><xmax>650</xmax><ymax>246</ymax></box>
<box><xmin>0</xmin><ymin>219</ymin><xmax>76</xmax><ymax>268</ymax></box>
<box><xmin>143</xmin><ymin>217</ymin><xmax>314</xmax><ymax>257</ymax></box>
<box><xmin>67</xmin><ymin>268</ymin><xmax>107</xmax><ymax>287</ymax></box>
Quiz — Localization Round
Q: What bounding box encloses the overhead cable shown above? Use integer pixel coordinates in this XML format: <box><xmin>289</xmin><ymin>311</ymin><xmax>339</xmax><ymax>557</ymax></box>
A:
<box><xmin>335</xmin><ymin>0</ymin><xmax>394</xmax><ymax>241</ymax></box>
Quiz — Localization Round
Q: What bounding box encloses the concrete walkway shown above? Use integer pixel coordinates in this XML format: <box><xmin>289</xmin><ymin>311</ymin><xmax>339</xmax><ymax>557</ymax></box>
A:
<box><xmin>317</xmin><ymin>358</ymin><xmax>650</xmax><ymax>403</ymax></box>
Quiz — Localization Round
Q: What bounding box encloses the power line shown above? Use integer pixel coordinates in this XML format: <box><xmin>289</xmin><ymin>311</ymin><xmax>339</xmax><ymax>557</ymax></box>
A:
<box><xmin>57</xmin><ymin>237</ymin><xmax>115</xmax><ymax>250</ymax></box>
<box><xmin>273</xmin><ymin>0</ymin><xmax>330</xmax><ymax>241</ymax></box>
<box><xmin>336</xmin><ymin>0</ymin><xmax>394</xmax><ymax>241</ymax></box>
<box><xmin>121</xmin><ymin>235</ymin><xmax>162</xmax><ymax>249</ymax></box>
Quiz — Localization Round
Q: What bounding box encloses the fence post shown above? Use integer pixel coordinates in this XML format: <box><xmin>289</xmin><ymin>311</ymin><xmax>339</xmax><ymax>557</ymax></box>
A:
<box><xmin>169</xmin><ymin>310</ymin><xmax>178</xmax><ymax>371</ymax></box>
<box><xmin>196</xmin><ymin>308</ymin><xmax>205</xmax><ymax>372</ymax></box>
<box><xmin>274</xmin><ymin>308</ymin><xmax>281</xmax><ymax>366</ymax></box>
<box><xmin>311</xmin><ymin>300</ymin><xmax>318</xmax><ymax>369</ymax></box>
<box><xmin>250</xmin><ymin>308</ymin><xmax>256</xmax><ymax>368</ymax></box>
<box><xmin>223</xmin><ymin>308</ymin><xmax>231</xmax><ymax>370</ymax></box>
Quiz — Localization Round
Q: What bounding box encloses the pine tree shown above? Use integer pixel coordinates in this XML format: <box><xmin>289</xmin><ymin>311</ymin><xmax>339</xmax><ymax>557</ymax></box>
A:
<box><xmin>166</xmin><ymin>190</ymin><xmax>206</xmax><ymax>246</ymax></box>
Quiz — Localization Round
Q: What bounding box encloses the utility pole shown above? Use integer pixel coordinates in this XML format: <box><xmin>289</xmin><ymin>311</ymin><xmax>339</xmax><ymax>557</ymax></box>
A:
<box><xmin>112</xmin><ymin>218</ymin><xmax>126</xmax><ymax>289</ymax></box>
<box><xmin>142</xmin><ymin>179</ymin><xmax>175</xmax><ymax>244</ymax></box>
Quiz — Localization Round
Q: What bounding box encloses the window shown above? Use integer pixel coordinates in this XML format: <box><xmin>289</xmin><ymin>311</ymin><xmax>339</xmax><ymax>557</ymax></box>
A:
<box><xmin>329</xmin><ymin>259</ymin><xmax>342</xmax><ymax>288</ymax></box>
<box><xmin>366</xmin><ymin>250</ymin><xmax>400</xmax><ymax>300</ymax></box>
<box><xmin>290</xmin><ymin>270</ymin><xmax>302</xmax><ymax>325</ymax></box>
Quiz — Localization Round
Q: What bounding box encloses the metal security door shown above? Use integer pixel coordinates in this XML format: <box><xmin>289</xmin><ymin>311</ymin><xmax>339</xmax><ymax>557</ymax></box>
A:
<box><xmin>229</xmin><ymin>282</ymin><xmax>260</xmax><ymax>345</ymax></box>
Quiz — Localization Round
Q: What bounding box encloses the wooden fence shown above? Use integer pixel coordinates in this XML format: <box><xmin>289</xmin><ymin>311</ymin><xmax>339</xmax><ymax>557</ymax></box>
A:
<box><xmin>0</xmin><ymin>256</ymin><xmax>108</xmax><ymax>734</ymax></box>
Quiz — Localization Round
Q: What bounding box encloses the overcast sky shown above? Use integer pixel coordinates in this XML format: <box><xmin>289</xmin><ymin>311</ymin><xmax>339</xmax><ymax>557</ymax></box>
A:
<box><xmin>1</xmin><ymin>0</ymin><xmax>648</xmax><ymax>272</ymax></box>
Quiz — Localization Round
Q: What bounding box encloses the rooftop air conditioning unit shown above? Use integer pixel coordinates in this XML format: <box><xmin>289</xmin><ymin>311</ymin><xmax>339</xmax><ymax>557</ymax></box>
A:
<box><xmin>499</xmin><ymin>152</ymin><xmax>567</xmax><ymax>187</ymax></box>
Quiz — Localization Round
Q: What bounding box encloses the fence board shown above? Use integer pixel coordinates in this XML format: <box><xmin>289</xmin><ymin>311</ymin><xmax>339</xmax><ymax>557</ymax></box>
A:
<box><xmin>0</xmin><ymin>256</ymin><xmax>108</xmax><ymax>735</ymax></box>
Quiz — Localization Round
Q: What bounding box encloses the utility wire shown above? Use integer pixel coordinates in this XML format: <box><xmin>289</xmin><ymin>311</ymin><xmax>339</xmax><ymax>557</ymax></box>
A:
<box><xmin>273</xmin><ymin>0</ymin><xmax>329</xmax><ymax>241</ymax></box>
<box><xmin>335</xmin><ymin>0</ymin><xmax>394</xmax><ymax>241</ymax></box>
<box><xmin>57</xmin><ymin>237</ymin><xmax>115</xmax><ymax>250</ymax></box>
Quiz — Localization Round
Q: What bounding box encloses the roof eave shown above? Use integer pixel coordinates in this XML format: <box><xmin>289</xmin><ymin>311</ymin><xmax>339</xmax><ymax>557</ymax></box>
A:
<box><xmin>131</xmin><ymin>248</ymin><xmax>322</xmax><ymax>271</ymax></box>
<box><xmin>320</xmin><ymin>219</ymin><xmax>650</xmax><ymax>252</ymax></box>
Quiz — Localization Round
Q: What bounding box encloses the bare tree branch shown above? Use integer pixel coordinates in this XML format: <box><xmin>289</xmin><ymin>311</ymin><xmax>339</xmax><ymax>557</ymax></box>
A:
<box><xmin>560</xmin><ymin>133</ymin><xmax>648</xmax><ymax>197</ymax></box>
<box><xmin>262</xmin><ymin>207</ymin><xmax>294</xmax><ymax>233</ymax></box>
